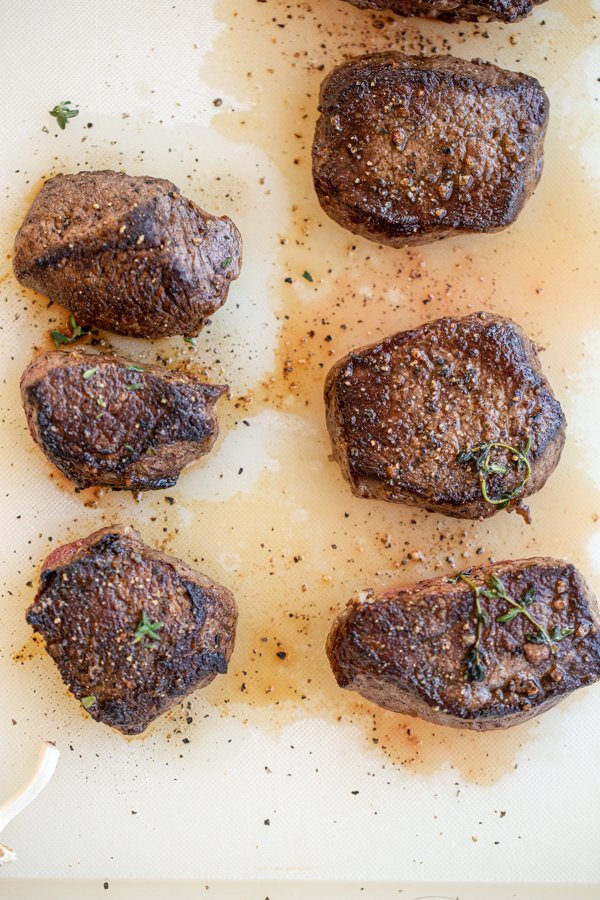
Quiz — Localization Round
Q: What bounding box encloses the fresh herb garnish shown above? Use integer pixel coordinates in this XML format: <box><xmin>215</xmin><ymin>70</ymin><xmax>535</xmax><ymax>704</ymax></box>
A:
<box><xmin>96</xmin><ymin>397</ymin><xmax>107</xmax><ymax>408</ymax></box>
<box><xmin>49</xmin><ymin>100</ymin><xmax>79</xmax><ymax>130</ymax></box>
<box><xmin>452</xmin><ymin>572</ymin><xmax>488</xmax><ymax>682</ymax></box>
<box><xmin>133</xmin><ymin>611</ymin><xmax>164</xmax><ymax>647</ymax></box>
<box><xmin>126</xmin><ymin>383</ymin><xmax>143</xmax><ymax>391</ymax></box>
<box><xmin>82</xmin><ymin>367</ymin><xmax>98</xmax><ymax>380</ymax></box>
<box><xmin>525</xmin><ymin>626</ymin><xmax>575</xmax><ymax>645</ymax></box>
<box><xmin>221</xmin><ymin>256</ymin><xmax>232</xmax><ymax>269</ymax></box>
<box><xmin>483</xmin><ymin>575</ymin><xmax>573</xmax><ymax>650</ymax></box>
<box><xmin>50</xmin><ymin>314</ymin><xmax>90</xmax><ymax>348</ymax></box>
<box><xmin>302</xmin><ymin>270</ymin><xmax>314</xmax><ymax>282</ymax></box>
<box><xmin>183</xmin><ymin>336</ymin><xmax>196</xmax><ymax>346</ymax></box>
<box><xmin>124</xmin><ymin>444</ymin><xmax>134</xmax><ymax>452</ymax></box>
<box><xmin>452</xmin><ymin>570</ymin><xmax>575</xmax><ymax>682</ymax></box>
<box><xmin>81</xmin><ymin>695</ymin><xmax>96</xmax><ymax>709</ymax></box>
<box><xmin>127</xmin><ymin>364</ymin><xmax>144</xmax><ymax>372</ymax></box>
<box><xmin>457</xmin><ymin>436</ymin><xmax>531</xmax><ymax>510</ymax></box>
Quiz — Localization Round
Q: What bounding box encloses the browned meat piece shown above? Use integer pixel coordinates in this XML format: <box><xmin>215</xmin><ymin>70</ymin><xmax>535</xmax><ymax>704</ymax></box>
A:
<box><xmin>324</xmin><ymin>312</ymin><xmax>565</xmax><ymax>519</ymax></box>
<box><xmin>13</xmin><ymin>170</ymin><xmax>242</xmax><ymax>337</ymax></box>
<box><xmin>313</xmin><ymin>53</ymin><xmax>548</xmax><ymax>247</ymax></box>
<box><xmin>327</xmin><ymin>558</ymin><xmax>600</xmax><ymax>730</ymax></box>
<box><xmin>21</xmin><ymin>350</ymin><xmax>227</xmax><ymax>491</ymax></box>
<box><xmin>27</xmin><ymin>525</ymin><xmax>237</xmax><ymax>735</ymax></box>
<box><xmin>341</xmin><ymin>0</ymin><xmax>546</xmax><ymax>23</ymax></box>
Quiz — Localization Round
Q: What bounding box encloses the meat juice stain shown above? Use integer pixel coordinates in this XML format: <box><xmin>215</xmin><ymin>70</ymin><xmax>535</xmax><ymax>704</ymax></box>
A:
<box><xmin>1</xmin><ymin>2</ymin><xmax>598</xmax><ymax>783</ymax></box>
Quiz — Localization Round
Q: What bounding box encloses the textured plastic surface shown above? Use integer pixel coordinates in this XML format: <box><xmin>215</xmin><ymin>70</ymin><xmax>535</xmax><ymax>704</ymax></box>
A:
<box><xmin>0</xmin><ymin>0</ymin><xmax>599</xmax><ymax>886</ymax></box>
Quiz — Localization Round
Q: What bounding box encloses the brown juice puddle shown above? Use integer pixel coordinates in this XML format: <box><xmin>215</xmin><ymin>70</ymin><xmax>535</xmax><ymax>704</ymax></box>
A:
<box><xmin>6</xmin><ymin>1</ymin><xmax>599</xmax><ymax>784</ymax></box>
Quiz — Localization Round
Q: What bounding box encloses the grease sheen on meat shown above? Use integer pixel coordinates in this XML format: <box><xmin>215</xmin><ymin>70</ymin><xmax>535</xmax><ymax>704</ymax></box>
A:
<box><xmin>313</xmin><ymin>53</ymin><xmax>548</xmax><ymax>247</ymax></box>
<box><xmin>325</xmin><ymin>312</ymin><xmax>566</xmax><ymax>519</ymax></box>
<box><xmin>21</xmin><ymin>350</ymin><xmax>227</xmax><ymax>491</ymax></box>
<box><xmin>342</xmin><ymin>0</ymin><xmax>546</xmax><ymax>23</ymax></box>
<box><xmin>27</xmin><ymin>525</ymin><xmax>237</xmax><ymax>734</ymax></box>
<box><xmin>327</xmin><ymin>558</ymin><xmax>600</xmax><ymax>730</ymax></box>
<box><xmin>13</xmin><ymin>170</ymin><xmax>242</xmax><ymax>337</ymax></box>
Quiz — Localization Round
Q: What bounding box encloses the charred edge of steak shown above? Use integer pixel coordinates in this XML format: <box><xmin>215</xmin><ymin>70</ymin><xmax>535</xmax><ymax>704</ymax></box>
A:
<box><xmin>324</xmin><ymin>312</ymin><xmax>566</xmax><ymax>520</ymax></box>
<box><xmin>27</xmin><ymin>525</ymin><xmax>237</xmax><ymax>734</ymax></box>
<box><xmin>326</xmin><ymin>558</ymin><xmax>600</xmax><ymax>730</ymax></box>
<box><xmin>20</xmin><ymin>350</ymin><xmax>228</xmax><ymax>491</ymax></box>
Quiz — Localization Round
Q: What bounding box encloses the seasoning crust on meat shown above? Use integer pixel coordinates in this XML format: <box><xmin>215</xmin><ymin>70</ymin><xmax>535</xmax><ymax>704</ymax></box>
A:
<box><xmin>13</xmin><ymin>170</ymin><xmax>242</xmax><ymax>337</ymax></box>
<box><xmin>313</xmin><ymin>53</ymin><xmax>548</xmax><ymax>247</ymax></box>
<box><xmin>21</xmin><ymin>350</ymin><xmax>227</xmax><ymax>491</ymax></box>
<box><xmin>327</xmin><ymin>558</ymin><xmax>600</xmax><ymax>730</ymax></box>
<box><xmin>342</xmin><ymin>0</ymin><xmax>547</xmax><ymax>23</ymax></box>
<box><xmin>325</xmin><ymin>312</ymin><xmax>565</xmax><ymax>519</ymax></box>
<box><xmin>27</xmin><ymin>525</ymin><xmax>237</xmax><ymax>735</ymax></box>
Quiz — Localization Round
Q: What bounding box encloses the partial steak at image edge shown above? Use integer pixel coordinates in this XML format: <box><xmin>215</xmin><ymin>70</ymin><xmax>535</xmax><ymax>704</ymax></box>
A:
<box><xmin>327</xmin><ymin>558</ymin><xmax>600</xmax><ymax>729</ymax></box>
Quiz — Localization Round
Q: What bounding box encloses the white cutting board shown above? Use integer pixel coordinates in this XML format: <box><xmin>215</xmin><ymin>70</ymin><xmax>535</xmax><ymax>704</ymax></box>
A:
<box><xmin>0</xmin><ymin>0</ymin><xmax>599</xmax><ymax>886</ymax></box>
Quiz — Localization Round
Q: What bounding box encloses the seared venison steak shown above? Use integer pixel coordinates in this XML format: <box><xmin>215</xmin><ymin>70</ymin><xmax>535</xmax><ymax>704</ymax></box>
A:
<box><xmin>327</xmin><ymin>558</ymin><xmax>600</xmax><ymax>730</ymax></box>
<box><xmin>313</xmin><ymin>53</ymin><xmax>548</xmax><ymax>247</ymax></box>
<box><xmin>342</xmin><ymin>0</ymin><xmax>546</xmax><ymax>23</ymax></box>
<box><xmin>27</xmin><ymin>525</ymin><xmax>237</xmax><ymax>734</ymax></box>
<box><xmin>21</xmin><ymin>350</ymin><xmax>227</xmax><ymax>491</ymax></box>
<box><xmin>325</xmin><ymin>312</ymin><xmax>565</xmax><ymax>519</ymax></box>
<box><xmin>13</xmin><ymin>170</ymin><xmax>242</xmax><ymax>337</ymax></box>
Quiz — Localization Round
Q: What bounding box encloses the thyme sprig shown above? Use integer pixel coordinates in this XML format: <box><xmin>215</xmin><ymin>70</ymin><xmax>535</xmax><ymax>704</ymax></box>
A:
<box><xmin>457</xmin><ymin>436</ymin><xmax>532</xmax><ymax>510</ymax></box>
<box><xmin>133</xmin><ymin>611</ymin><xmax>164</xmax><ymax>648</ymax></box>
<box><xmin>483</xmin><ymin>575</ymin><xmax>574</xmax><ymax>650</ymax></box>
<box><xmin>451</xmin><ymin>572</ymin><xmax>488</xmax><ymax>681</ymax></box>
<box><xmin>451</xmin><ymin>571</ymin><xmax>574</xmax><ymax>683</ymax></box>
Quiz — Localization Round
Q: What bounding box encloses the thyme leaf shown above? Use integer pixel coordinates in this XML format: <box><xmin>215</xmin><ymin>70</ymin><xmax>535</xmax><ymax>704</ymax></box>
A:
<box><xmin>82</xmin><ymin>367</ymin><xmax>98</xmax><ymax>380</ymax></box>
<box><xmin>49</xmin><ymin>100</ymin><xmax>79</xmax><ymax>130</ymax></box>
<box><xmin>81</xmin><ymin>695</ymin><xmax>96</xmax><ymax>709</ymax></box>
<box><xmin>133</xmin><ymin>610</ymin><xmax>164</xmax><ymax>647</ymax></box>
<box><xmin>457</xmin><ymin>436</ymin><xmax>532</xmax><ymax>510</ymax></box>
<box><xmin>302</xmin><ymin>270</ymin><xmax>314</xmax><ymax>282</ymax></box>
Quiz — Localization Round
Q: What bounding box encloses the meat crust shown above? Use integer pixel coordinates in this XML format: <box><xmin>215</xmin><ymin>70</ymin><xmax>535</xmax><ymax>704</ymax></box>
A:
<box><xmin>21</xmin><ymin>350</ymin><xmax>227</xmax><ymax>491</ymax></box>
<box><xmin>27</xmin><ymin>525</ymin><xmax>237</xmax><ymax>734</ymax></box>
<box><xmin>13</xmin><ymin>170</ymin><xmax>242</xmax><ymax>337</ymax></box>
<box><xmin>327</xmin><ymin>558</ymin><xmax>600</xmax><ymax>730</ymax></box>
<box><xmin>313</xmin><ymin>53</ymin><xmax>548</xmax><ymax>247</ymax></box>
<box><xmin>324</xmin><ymin>312</ymin><xmax>566</xmax><ymax>519</ymax></box>
<box><xmin>342</xmin><ymin>0</ymin><xmax>547</xmax><ymax>23</ymax></box>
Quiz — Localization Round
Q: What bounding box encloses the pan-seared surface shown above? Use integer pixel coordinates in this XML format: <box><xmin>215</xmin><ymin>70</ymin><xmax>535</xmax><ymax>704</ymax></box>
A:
<box><xmin>313</xmin><ymin>53</ymin><xmax>548</xmax><ymax>247</ymax></box>
<box><xmin>27</xmin><ymin>525</ymin><xmax>238</xmax><ymax>735</ymax></box>
<box><xmin>21</xmin><ymin>350</ymin><xmax>227</xmax><ymax>491</ymax></box>
<box><xmin>342</xmin><ymin>0</ymin><xmax>546</xmax><ymax>23</ymax></box>
<box><xmin>13</xmin><ymin>170</ymin><xmax>242</xmax><ymax>337</ymax></box>
<box><xmin>327</xmin><ymin>558</ymin><xmax>600</xmax><ymax>730</ymax></box>
<box><xmin>324</xmin><ymin>312</ymin><xmax>565</xmax><ymax>519</ymax></box>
